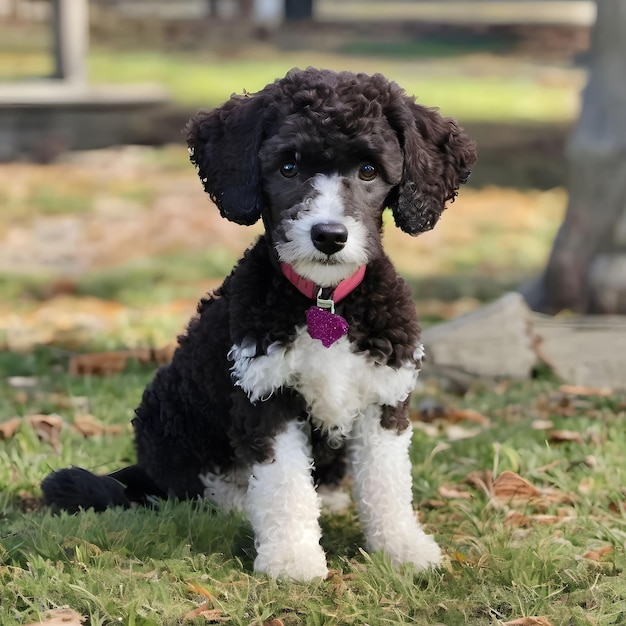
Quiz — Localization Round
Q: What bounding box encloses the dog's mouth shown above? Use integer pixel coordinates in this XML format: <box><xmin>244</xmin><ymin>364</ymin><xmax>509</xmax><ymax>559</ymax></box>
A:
<box><xmin>316</xmin><ymin>256</ymin><xmax>343</xmax><ymax>266</ymax></box>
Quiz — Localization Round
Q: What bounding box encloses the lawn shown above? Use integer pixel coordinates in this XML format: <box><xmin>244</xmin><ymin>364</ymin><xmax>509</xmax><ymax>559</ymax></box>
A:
<box><xmin>2</xmin><ymin>351</ymin><xmax>625</xmax><ymax>625</ymax></box>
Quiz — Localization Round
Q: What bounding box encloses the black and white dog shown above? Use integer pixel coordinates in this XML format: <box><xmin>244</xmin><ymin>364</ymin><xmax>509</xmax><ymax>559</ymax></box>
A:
<box><xmin>43</xmin><ymin>68</ymin><xmax>477</xmax><ymax>581</ymax></box>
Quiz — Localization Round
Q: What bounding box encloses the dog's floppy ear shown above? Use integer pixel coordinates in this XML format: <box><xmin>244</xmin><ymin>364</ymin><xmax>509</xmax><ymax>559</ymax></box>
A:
<box><xmin>385</xmin><ymin>97</ymin><xmax>477</xmax><ymax>235</ymax></box>
<box><xmin>186</xmin><ymin>93</ymin><xmax>268</xmax><ymax>225</ymax></box>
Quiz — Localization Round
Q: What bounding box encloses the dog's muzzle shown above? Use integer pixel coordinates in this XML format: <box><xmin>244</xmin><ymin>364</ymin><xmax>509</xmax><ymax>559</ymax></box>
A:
<box><xmin>311</xmin><ymin>222</ymin><xmax>348</xmax><ymax>256</ymax></box>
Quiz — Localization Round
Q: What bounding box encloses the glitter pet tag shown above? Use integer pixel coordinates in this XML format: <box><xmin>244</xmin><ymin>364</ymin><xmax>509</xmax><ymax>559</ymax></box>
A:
<box><xmin>306</xmin><ymin>306</ymin><xmax>349</xmax><ymax>348</ymax></box>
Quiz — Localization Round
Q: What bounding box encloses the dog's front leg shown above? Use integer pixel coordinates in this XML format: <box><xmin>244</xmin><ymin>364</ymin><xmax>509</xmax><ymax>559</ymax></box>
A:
<box><xmin>245</xmin><ymin>420</ymin><xmax>328</xmax><ymax>580</ymax></box>
<box><xmin>348</xmin><ymin>405</ymin><xmax>442</xmax><ymax>571</ymax></box>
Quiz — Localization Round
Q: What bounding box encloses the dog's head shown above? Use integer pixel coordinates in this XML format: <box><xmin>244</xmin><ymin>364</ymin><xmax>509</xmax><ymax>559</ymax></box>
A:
<box><xmin>186</xmin><ymin>67</ymin><xmax>476</xmax><ymax>286</ymax></box>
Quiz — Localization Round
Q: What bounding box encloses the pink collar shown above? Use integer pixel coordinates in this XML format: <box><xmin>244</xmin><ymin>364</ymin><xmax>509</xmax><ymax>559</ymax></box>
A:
<box><xmin>281</xmin><ymin>263</ymin><xmax>366</xmax><ymax>303</ymax></box>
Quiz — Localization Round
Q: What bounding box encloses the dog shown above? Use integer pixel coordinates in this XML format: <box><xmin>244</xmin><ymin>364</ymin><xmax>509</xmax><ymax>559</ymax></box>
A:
<box><xmin>42</xmin><ymin>67</ymin><xmax>477</xmax><ymax>581</ymax></box>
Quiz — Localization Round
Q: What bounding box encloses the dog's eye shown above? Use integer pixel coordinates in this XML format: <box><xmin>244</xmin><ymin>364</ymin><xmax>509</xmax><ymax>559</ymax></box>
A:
<box><xmin>358</xmin><ymin>163</ymin><xmax>377</xmax><ymax>181</ymax></box>
<box><xmin>280</xmin><ymin>162</ymin><xmax>298</xmax><ymax>178</ymax></box>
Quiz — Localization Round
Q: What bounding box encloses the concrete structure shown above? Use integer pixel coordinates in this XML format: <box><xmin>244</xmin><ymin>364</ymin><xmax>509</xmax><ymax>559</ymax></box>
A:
<box><xmin>0</xmin><ymin>0</ymin><xmax>170</xmax><ymax>161</ymax></box>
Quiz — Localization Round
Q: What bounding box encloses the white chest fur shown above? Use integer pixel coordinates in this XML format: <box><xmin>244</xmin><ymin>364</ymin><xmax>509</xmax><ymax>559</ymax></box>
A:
<box><xmin>229</xmin><ymin>327</ymin><xmax>421</xmax><ymax>438</ymax></box>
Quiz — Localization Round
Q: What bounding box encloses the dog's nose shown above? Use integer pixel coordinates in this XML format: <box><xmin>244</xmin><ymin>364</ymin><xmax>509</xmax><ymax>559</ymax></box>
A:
<box><xmin>311</xmin><ymin>222</ymin><xmax>348</xmax><ymax>255</ymax></box>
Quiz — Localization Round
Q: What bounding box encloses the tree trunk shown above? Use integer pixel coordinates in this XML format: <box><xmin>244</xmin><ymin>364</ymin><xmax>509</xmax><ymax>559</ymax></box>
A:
<box><xmin>523</xmin><ymin>0</ymin><xmax>626</xmax><ymax>314</ymax></box>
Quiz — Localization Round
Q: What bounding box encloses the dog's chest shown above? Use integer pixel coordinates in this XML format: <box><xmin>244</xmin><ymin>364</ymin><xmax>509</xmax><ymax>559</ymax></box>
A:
<box><xmin>229</xmin><ymin>327</ymin><xmax>419</xmax><ymax>435</ymax></box>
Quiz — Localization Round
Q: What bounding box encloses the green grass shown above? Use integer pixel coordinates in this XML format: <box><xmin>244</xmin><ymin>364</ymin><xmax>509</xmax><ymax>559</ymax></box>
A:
<box><xmin>0</xmin><ymin>33</ymin><xmax>579</xmax><ymax>124</ymax></box>
<box><xmin>87</xmin><ymin>49</ymin><xmax>578</xmax><ymax>123</ymax></box>
<box><xmin>1</xmin><ymin>348</ymin><xmax>625</xmax><ymax>625</ymax></box>
<box><xmin>74</xmin><ymin>248</ymin><xmax>238</xmax><ymax>306</ymax></box>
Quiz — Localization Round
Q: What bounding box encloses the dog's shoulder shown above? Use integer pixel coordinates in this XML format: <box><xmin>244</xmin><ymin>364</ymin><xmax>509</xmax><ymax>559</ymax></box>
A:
<box><xmin>184</xmin><ymin>237</ymin><xmax>308</xmax><ymax>355</ymax></box>
<box><xmin>344</xmin><ymin>254</ymin><xmax>420</xmax><ymax>368</ymax></box>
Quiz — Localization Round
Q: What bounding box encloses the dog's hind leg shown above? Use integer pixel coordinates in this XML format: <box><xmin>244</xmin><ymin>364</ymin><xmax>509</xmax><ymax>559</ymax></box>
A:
<box><xmin>348</xmin><ymin>405</ymin><xmax>442</xmax><ymax>571</ymax></box>
<box><xmin>245</xmin><ymin>420</ymin><xmax>328</xmax><ymax>581</ymax></box>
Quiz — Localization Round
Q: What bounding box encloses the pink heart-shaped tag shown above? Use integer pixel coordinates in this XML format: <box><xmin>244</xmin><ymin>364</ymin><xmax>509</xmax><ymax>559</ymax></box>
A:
<box><xmin>306</xmin><ymin>306</ymin><xmax>349</xmax><ymax>348</ymax></box>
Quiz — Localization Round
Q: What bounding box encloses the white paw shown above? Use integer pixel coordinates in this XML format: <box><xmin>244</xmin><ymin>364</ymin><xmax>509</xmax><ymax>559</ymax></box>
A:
<box><xmin>385</xmin><ymin>531</ymin><xmax>442</xmax><ymax>571</ymax></box>
<box><xmin>254</xmin><ymin>543</ymin><xmax>328</xmax><ymax>581</ymax></box>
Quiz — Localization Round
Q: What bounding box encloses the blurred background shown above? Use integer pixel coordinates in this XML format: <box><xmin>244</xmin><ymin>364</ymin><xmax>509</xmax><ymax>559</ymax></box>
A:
<box><xmin>2</xmin><ymin>0</ymin><xmax>623</xmax><ymax>357</ymax></box>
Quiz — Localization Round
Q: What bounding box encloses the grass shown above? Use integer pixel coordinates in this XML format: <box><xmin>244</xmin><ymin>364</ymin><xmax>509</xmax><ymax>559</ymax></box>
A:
<box><xmin>1</xmin><ymin>349</ymin><xmax>625</xmax><ymax>625</ymax></box>
<box><xmin>86</xmin><ymin>49</ymin><xmax>580</xmax><ymax>123</ymax></box>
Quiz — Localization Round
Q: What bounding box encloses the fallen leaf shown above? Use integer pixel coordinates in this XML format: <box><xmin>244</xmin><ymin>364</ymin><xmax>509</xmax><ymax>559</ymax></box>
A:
<box><xmin>7</xmin><ymin>376</ymin><xmax>39</xmax><ymax>389</ymax></box>
<box><xmin>264</xmin><ymin>620</ymin><xmax>285</xmax><ymax>626</ymax></box>
<box><xmin>548</xmin><ymin>430</ymin><xmax>585</xmax><ymax>444</ymax></box>
<box><xmin>504</xmin><ymin>511</ymin><xmax>573</xmax><ymax>528</ymax></box>
<box><xmin>0</xmin><ymin>417</ymin><xmax>21</xmax><ymax>440</ymax></box>
<box><xmin>42</xmin><ymin>392</ymin><xmax>90</xmax><ymax>412</ymax></box>
<box><xmin>413</xmin><ymin>403</ymin><xmax>491</xmax><ymax>426</ymax></box>
<box><xmin>182</xmin><ymin>603</ymin><xmax>229</xmax><ymax>623</ymax></box>
<box><xmin>583</xmin><ymin>546</ymin><xmax>613</xmax><ymax>561</ymax></box>
<box><xmin>445</xmin><ymin>424</ymin><xmax>482</xmax><ymax>441</ymax></box>
<box><xmin>492</xmin><ymin>471</ymin><xmax>541</xmax><ymax>503</ymax></box>
<box><xmin>444</xmin><ymin>408</ymin><xmax>491</xmax><ymax>425</ymax></box>
<box><xmin>531</xmin><ymin>419</ymin><xmax>554</xmax><ymax>430</ymax></box>
<box><xmin>503</xmin><ymin>618</ymin><xmax>553</xmax><ymax>626</ymax></box>
<box><xmin>24</xmin><ymin>608</ymin><xmax>85</xmax><ymax>626</ymax></box>
<box><xmin>68</xmin><ymin>345</ymin><xmax>175</xmax><ymax>376</ymax></box>
<box><xmin>559</xmin><ymin>384</ymin><xmax>612</xmax><ymax>397</ymax></box>
<box><xmin>438</xmin><ymin>486</ymin><xmax>472</xmax><ymax>500</ymax></box>
<box><xmin>69</xmin><ymin>350</ymin><xmax>147</xmax><ymax>376</ymax></box>
<box><xmin>451</xmin><ymin>550</ymin><xmax>471</xmax><ymax>564</ymax></box>
<box><xmin>70</xmin><ymin>414</ymin><xmax>123</xmax><ymax>437</ymax></box>
<box><xmin>492</xmin><ymin>471</ymin><xmax>575</xmax><ymax>509</ymax></box>
<box><xmin>24</xmin><ymin>414</ymin><xmax>64</xmax><ymax>451</ymax></box>
<box><xmin>187</xmin><ymin>581</ymin><xmax>215</xmax><ymax>602</ymax></box>
<box><xmin>504</xmin><ymin>511</ymin><xmax>531</xmax><ymax>527</ymax></box>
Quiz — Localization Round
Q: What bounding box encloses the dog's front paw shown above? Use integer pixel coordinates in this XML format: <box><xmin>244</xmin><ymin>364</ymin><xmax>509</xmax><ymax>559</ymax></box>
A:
<box><xmin>384</xmin><ymin>531</ymin><xmax>442</xmax><ymax>571</ymax></box>
<box><xmin>254</xmin><ymin>542</ymin><xmax>328</xmax><ymax>581</ymax></box>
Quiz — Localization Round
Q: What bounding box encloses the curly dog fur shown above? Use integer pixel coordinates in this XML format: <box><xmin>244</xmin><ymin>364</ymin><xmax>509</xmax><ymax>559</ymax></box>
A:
<box><xmin>42</xmin><ymin>67</ymin><xmax>477</xmax><ymax>580</ymax></box>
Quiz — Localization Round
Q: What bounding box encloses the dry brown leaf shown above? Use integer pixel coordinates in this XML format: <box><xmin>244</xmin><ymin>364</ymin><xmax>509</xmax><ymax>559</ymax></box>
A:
<box><xmin>69</xmin><ymin>350</ymin><xmax>147</xmax><ymax>376</ymax></box>
<box><xmin>438</xmin><ymin>486</ymin><xmax>472</xmax><ymax>500</ymax></box>
<box><xmin>0</xmin><ymin>417</ymin><xmax>21</xmax><ymax>440</ymax></box>
<box><xmin>505</xmin><ymin>511</ymin><xmax>571</xmax><ymax>528</ymax></box>
<box><xmin>583</xmin><ymin>546</ymin><xmax>613</xmax><ymax>561</ymax></box>
<box><xmin>493</xmin><ymin>471</ymin><xmax>575</xmax><ymax>509</ymax></box>
<box><xmin>504</xmin><ymin>511</ymin><xmax>531</xmax><ymax>527</ymax></box>
<box><xmin>182</xmin><ymin>603</ymin><xmax>229</xmax><ymax>623</ymax></box>
<box><xmin>69</xmin><ymin>345</ymin><xmax>175</xmax><ymax>376</ymax></box>
<box><xmin>492</xmin><ymin>471</ymin><xmax>541</xmax><ymax>503</ymax></box>
<box><xmin>503</xmin><ymin>618</ymin><xmax>553</xmax><ymax>626</ymax></box>
<box><xmin>548</xmin><ymin>430</ymin><xmax>585</xmax><ymax>444</ymax></box>
<box><xmin>187</xmin><ymin>581</ymin><xmax>215</xmax><ymax>602</ymax></box>
<box><xmin>531</xmin><ymin>419</ymin><xmax>554</xmax><ymax>430</ymax></box>
<box><xmin>24</xmin><ymin>414</ymin><xmax>64</xmax><ymax>451</ymax></box>
<box><xmin>70</xmin><ymin>414</ymin><xmax>123</xmax><ymax>437</ymax></box>
<box><xmin>559</xmin><ymin>384</ymin><xmax>612</xmax><ymax>397</ymax></box>
<box><xmin>445</xmin><ymin>408</ymin><xmax>491</xmax><ymax>425</ymax></box>
<box><xmin>264</xmin><ymin>620</ymin><xmax>285</xmax><ymax>626</ymax></box>
<box><xmin>24</xmin><ymin>608</ymin><xmax>85</xmax><ymax>626</ymax></box>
